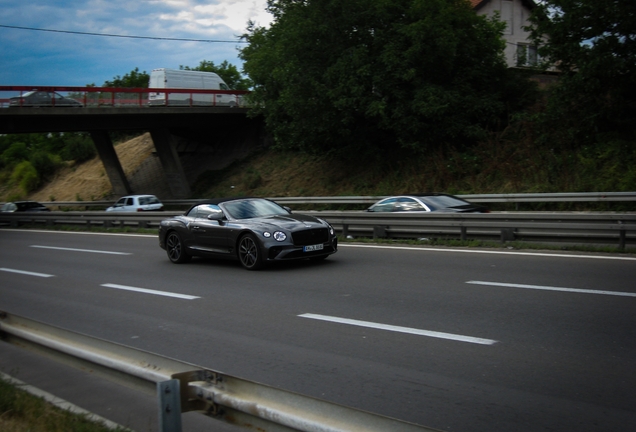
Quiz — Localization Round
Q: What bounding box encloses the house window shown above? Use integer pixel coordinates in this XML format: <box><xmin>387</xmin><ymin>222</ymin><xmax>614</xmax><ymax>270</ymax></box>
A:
<box><xmin>516</xmin><ymin>44</ymin><xmax>538</xmax><ymax>67</ymax></box>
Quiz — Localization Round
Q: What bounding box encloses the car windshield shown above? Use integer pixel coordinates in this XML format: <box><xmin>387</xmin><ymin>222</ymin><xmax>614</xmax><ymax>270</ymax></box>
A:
<box><xmin>21</xmin><ymin>91</ymin><xmax>37</xmax><ymax>97</ymax></box>
<box><xmin>419</xmin><ymin>195</ymin><xmax>469</xmax><ymax>209</ymax></box>
<box><xmin>223</xmin><ymin>199</ymin><xmax>288</xmax><ymax>219</ymax></box>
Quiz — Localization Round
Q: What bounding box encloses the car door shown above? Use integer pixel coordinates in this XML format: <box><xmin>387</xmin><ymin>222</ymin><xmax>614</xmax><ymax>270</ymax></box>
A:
<box><xmin>32</xmin><ymin>92</ymin><xmax>52</xmax><ymax>106</ymax></box>
<box><xmin>395</xmin><ymin>197</ymin><xmax>428</xmax><ymax>212</ymax></box>
<box><xmin>190</xmin><ymin>205</ymin><xmax>232</xmax><ymax>254</ymax></box>
<box><xmin>369</xmin><ymin>197</ymin><xmax>398</xmax><ymax>212</ymax></box>
<box><xmin>110</xmin><ymin>197</ymin><xmax>134</xmax><ymax>212</ymax></box>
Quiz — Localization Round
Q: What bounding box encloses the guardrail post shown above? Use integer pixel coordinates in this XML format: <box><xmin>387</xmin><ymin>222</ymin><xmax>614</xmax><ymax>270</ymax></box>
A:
<box><xmin>373</xmin><ymin>225</ymin><xmax>387</xmax><ymax>239</ymax></box>
<box><xmin>500</xmin><ymin>228</ymin><xmax>515</xmax><ymax>243</ymax></box>
<box><xmin>460</xmin><ymin>226</ymin><xmax>467</xmax><ymax>241</ymax></box>
<box><xmin>158</xmin><ymin>379</ymin><xmax>182</xmax><ymax>432</ymax></box>
<box><xmin>342</xmin><ymin>224</ymin><xmax>349</xmax><ymax>238</ymax></box>
<box><xmin>619</xmin><ymin>222</ymin><xmax>626</xmax><ymax>251</ymax></box>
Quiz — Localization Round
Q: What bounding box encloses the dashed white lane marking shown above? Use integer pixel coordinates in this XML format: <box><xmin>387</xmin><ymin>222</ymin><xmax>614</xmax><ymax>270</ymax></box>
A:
<box><xmin>0</xmin><ymin>268</ymin><xmax>54</xmax><ymax>278</ymax></box>
<box><xmin>299</xmin><ymin>313</ymin><xmax>498</xmax><ymax>345</ymax></box>
<box><xmin>101</xmin><ymin>283</ymin><xmax>200</xmax><ymax>300</ymax></box>
<box><xmin>31</xmin><ymin>245</ymin><xmax>131</xmax><ymax>255</ymax></box>
<box><xmin>467</xmin><ymin>281</ymin><xmax>636</xmax><ymax>298</ymax></box>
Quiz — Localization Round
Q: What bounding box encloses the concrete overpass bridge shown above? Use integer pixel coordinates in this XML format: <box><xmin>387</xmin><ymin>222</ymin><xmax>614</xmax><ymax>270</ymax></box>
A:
<box><xmin>0</xmin><ymin>86</ymin><xmax>265</xmax><ymax>199</ymax></box>
<box><xmin>0</xmin><ymin>86</ymin><xmax>264</xmax><ymax>198</ymax></box>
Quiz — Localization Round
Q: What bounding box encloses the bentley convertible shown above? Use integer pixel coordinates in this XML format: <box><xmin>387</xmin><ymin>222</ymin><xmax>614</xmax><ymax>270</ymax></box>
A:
<box><xmin>158</xmin><ymin>197</ymin><xmax>338</xmax><ymax>270</ymax></box>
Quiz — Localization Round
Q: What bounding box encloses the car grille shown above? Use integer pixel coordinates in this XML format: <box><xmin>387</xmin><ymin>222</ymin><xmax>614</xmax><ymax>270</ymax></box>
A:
<box><xmin>292</xmin><ymin>228</ymin><xmax>329</xmax><ymax>246</ymax></box>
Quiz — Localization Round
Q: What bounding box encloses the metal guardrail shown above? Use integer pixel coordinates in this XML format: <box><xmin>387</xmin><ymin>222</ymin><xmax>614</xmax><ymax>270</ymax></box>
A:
<box><xmin>0</xmin><ymin>312</ymin><xmax>439</xmax><ymax>432</ymax></box>
<box><xmin>306</xmin><ymin>211</ymin><xmax>636</xmax><ymax>249</ymax></box>
<box><xmin>274</xmin><ymin>192</ymin><xmax>636</xmax><ymax>205</ymax></box>
<box><xmin>0</xmin><ymin>85</ymin><xmax>249</xmax><ymax>108</ymax></box>
<box><xmin>6</xmin><ymin>192</ymin><xmax>636</xmax><ymax>210</ymax></box>
<box><xmin>0</xmin><ymin>210</ymin><xmax>634</xmax><ymax>249</ymax></box>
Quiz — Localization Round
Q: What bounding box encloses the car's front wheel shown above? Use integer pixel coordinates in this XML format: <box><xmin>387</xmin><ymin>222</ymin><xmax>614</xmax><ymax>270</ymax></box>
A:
<box><xmin>238</xmin><ymin>234</ymin><xmax>263</xmax><ymax>270</ymax></box>
<box><xmin>166</xmin><ymin>231</ymin><xmax>191</xmax><ymax>263</ymax></box>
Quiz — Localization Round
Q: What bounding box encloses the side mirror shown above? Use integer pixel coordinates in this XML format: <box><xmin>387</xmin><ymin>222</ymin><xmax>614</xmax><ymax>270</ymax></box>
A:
<box><xmin>283</xmin><ymin>206</ymin><xmax>292</xmax><ymax>213</ymax></box>
<box><xmin>207</xmin><ymin>209</ymin><xmax>225</xmax><ymax>220</ymax></box>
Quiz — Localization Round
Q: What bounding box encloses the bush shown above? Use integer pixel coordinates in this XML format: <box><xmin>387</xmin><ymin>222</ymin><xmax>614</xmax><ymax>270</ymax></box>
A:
<box><xmin>11</xmin><ymin>161</ymin><xmax>39</xmax><ymax>193</ymax></box>
<box><xmin>30</xmin><ymin>151</ymin><xmax>62</xmax><ymax>180</ymax></box>
<box><xmin>61</xmin><ymin>136</ymin><xmax>96</xmax><ymax>162</ymax></box>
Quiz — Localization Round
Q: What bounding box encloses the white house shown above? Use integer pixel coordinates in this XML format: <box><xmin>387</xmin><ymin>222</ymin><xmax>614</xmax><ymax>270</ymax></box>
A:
<box><xmin>471</xmin><ymin>0</ymin><xmax>538</xmax><ymax>68</ymax></box>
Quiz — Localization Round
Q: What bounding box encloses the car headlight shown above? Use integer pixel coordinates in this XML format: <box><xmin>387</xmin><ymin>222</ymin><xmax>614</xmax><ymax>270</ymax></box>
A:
<box><xmin>263</xmin><ymin>232</ymin><xmax>271</xmax><ymax>238</ymax></box>
<box><xmin>273</xmin><ymin>231</ymin><xmax>287</xmax><ymax>242</ymax></box>
<box><xmin>319</xmin><ymin>218</ymin><xmax>335</xmax><ymax>236</ymax></box>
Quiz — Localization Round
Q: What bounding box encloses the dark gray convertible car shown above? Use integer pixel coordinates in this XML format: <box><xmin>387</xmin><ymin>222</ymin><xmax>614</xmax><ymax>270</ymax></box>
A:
<box><xmin>158</xmin><ymin>197</ymin><xmax>337</xmax><ymax>270</ymax></box>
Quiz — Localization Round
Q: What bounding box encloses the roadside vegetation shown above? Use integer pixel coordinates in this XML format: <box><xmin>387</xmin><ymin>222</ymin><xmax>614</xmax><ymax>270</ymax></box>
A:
<box><xmin>0</xmin><ymin>375</ymin><xmax>125</xmax><ymax>432</ymax></box>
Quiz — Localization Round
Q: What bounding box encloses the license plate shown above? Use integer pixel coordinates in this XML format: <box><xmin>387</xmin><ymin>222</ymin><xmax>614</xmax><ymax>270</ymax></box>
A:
<box><xmin>303</xmin><ymin>243</ymin><xmax>324</xmax><ymax>252</ymax></box>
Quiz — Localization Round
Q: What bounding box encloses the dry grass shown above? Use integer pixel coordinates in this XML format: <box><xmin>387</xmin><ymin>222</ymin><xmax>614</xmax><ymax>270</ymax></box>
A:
<box><xmin>27</xmin><ymin>134</ymin><xmax>155</xmax><ymax>203</ymax></box>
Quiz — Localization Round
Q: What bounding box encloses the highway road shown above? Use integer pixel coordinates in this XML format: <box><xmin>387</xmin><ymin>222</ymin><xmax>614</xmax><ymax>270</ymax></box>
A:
<box><xmin>1</xmin><ymin>228</ymin><xmax>635</xmax><ymax>432</ymax></box>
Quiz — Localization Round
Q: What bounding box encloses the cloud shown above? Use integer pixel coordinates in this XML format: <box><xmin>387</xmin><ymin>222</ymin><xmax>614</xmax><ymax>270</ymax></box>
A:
<box><xmin>0</xmin><ymin>0</ymin><xmax>272</xmax><ymax>86</ymax></box>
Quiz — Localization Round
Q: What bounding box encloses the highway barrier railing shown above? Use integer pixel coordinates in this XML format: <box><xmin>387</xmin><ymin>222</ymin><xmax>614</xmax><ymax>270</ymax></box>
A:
<box><xmin>5</xmin><ymin>192</ymin><xmax>635</xmax><ymax>211</ymax></box>
<box><xmin>0</xmin><ymin>85</ymin><xmax>250</xmax><ymax>108</ymax></box>
<box><xmin>0</xmin><ymin>210</ymin><xmax>634</xmax><ymax>250</ymax></box>
<box><xmin>0</xmin><ymin>311</ymin><xmax>440</xmax><ymax>432</ymax></box>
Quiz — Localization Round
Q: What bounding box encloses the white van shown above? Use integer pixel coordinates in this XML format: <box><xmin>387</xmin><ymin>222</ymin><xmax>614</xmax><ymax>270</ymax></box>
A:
<box><xmin>148</xmin><ymin>68</ymin><xmax>239</xmax><ymax>107</ymax></box>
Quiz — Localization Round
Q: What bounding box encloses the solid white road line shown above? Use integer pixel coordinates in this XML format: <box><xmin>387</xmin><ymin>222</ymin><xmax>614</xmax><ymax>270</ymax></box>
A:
<box><xmin>299</xmin><ymin>313</ymin><xmax>498</xmax><ymax>345</ymax></box>
<box><xmin>101</xmin><ymin>283</ymin><xmax>200</xmax><ymax>300</ymax></box>
<box><xmin>0</xmin><ymin>268</ymin><xmax>54</xmax><ymax>278</ymax></box>
<box><xmin>31</xmin><ymin>245</ymin><xmax>131</xmax><ymax>255</ymax></box>
<box><xmin>339</xmin><ymin>243</ymin><xmax>636</xmax><ymax>261</ymax></box>
<box><xmin>467</xmin><ymin>281</ymin><xmax>636</xmax><ymax>298</ymax></box>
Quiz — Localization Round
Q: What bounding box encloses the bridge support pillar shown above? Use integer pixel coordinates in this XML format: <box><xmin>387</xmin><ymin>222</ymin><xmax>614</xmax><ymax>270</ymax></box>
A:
<box><xmin>90</xmin><ymin>131</ymin><xmax>132</xmax><ymax>196</ymax></box>
<box><xmin>150</xmin><ymin>129</ymin><xmax>191</xmax><ymax>198</ymax></box>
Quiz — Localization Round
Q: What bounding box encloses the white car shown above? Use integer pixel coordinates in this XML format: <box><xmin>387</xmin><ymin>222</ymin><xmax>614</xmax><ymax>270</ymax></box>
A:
<box><xmin>106</xmin><ymin>195</ymin><xmax>164</xmax><ymax>212</ymax></box>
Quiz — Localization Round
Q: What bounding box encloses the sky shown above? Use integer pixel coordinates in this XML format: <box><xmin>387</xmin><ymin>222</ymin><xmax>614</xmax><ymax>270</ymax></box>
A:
<box><xmin>0</xmin><ymin>0</ymin><xmax>273</xmax><ymax>87</ymax></box>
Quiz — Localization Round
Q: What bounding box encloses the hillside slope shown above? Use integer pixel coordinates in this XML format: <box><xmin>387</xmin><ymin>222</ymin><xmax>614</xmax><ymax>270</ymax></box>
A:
<box><xmin>19</xmin><ymin>132</ymin><xmax>636</xmax><ymax>211</ymax></box>
<box><xmin>28</xmin><ymin>134</ymin><xmax>156</xmax><ymax>202</ymax></box>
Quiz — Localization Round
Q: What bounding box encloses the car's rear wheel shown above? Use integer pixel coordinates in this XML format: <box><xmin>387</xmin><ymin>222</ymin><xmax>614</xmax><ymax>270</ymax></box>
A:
<box><xmin>166</xmin><ymin>231</ymin><xmax>191</xmax><ymax>263</ymax></box>
<box><xmin>238</xmin><ymin>234</ymin><xmax>263</xmax><ymax>270</ymax></box>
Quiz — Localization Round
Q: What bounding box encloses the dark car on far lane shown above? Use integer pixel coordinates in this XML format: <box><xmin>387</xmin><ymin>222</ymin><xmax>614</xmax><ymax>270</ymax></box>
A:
<box><xmin>1</xmin><ymin>201</ymin><xmax>51</xmax><ymax>212</ymax></box>
<box><xmin>159</xmin><ymin>197</ymin><xmax>338</xmax><ymax>270</ymax></box>
<box><xmin>9</xmin><ymin>91</ymin><xmax>83</xmax><ymax>108</ymax></box>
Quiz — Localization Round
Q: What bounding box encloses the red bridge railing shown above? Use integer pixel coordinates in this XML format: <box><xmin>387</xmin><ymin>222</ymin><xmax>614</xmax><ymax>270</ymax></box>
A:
<box><xmin>0</xmin><ymin>86</ymin><xmax>250</xmax><ymax>108</ymax></box>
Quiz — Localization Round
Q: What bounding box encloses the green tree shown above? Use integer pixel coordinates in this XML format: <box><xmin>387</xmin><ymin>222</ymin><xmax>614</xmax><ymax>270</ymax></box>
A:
<box><xmin>11</xmin><ymin>160</ymin><xmax>39</xmax><ymax>193</ymax></box>
<box><xmin>180</xmin><ymin>60</ymin><xmax>252</xmax><ymax>90</ymax></box>
<box><xmin>103</xmin><ymin>67</ymin><xmax>150</xmax><ymax>88</ymax></box>
<box><xmin>239</xmin><ymin>0</ymin><xmax>533</xmax><ymax>156</ymax></box>
<box><xmin>527</xmin><ymin>0</ymin><xmax>636</xmax><ymax>145</ymax></box>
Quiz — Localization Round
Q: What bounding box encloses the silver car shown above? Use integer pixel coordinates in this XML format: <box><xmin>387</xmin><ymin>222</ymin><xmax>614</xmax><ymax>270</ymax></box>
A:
<box><xmin>106</xmin><ymin>195</ymin><xmax>164</xmax><ymax>212</ymax></box>
<box><xmin>367</xmin><ymin>194</ymin><xmax>489</xmax><ymax>213</ymax></box>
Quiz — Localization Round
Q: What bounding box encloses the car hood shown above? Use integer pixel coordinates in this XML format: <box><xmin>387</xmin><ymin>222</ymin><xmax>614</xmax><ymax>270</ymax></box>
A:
<box><xmin>247</xmin><ymin>213</ymin><xmax>326</xmax><ymax>231</ymax></box>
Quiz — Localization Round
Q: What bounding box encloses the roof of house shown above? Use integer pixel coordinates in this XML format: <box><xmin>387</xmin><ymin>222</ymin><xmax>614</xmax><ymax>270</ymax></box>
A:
<box><xmin>470</xmin><ymin>0</ymin><xmax>537</xmax><ymax>11</ymax></box>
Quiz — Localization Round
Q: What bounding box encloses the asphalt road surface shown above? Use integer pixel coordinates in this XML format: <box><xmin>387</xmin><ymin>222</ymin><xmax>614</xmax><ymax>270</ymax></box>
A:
<box><xmin>1</xmin><ymin>228</ymin><xmax>635</xmax><ymax>432</ymax></box>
